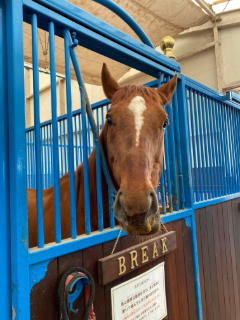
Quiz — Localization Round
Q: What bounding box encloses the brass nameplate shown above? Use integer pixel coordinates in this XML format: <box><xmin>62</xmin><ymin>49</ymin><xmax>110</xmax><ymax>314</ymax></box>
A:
<box><xmin>98</xmin><ymin>231</ymin><xmax>176</xmax><ymax>285</ymax></box>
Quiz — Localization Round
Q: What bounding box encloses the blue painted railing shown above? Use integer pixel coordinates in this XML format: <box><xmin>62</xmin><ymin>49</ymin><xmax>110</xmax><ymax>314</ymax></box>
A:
<box><xmin>185</xmin><ymin>79</ymin><xmax>240</xmax><ymax>204</ymax></box>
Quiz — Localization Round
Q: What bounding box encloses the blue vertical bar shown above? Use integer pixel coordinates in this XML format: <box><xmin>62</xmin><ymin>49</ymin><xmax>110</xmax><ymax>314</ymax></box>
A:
<box><xmin>97</xmin><ymin>107</ymin><xmax>100</xmax><ymax>134</ymax></box>
<box><xmin>222</xmin><ymin>105</ymin><xmax>230</xmax><ymax>194</ymax></box>
<box><xmin>228</xmin><ymin>107</ymin><xmax>236</xmax><ymax>192</ymax></box>
<box><xmin>163</xmin><ymin>124</ymin><xmax>173</xmax><ymax>212</ymax></box>
<box><xmin>6</xmin><ymin>0</ymin><xmax>30</xmax><ymax>317</ymax></box>
<box><xmin>50</xmin><ymin>125</ymin><xmax>53</xmax><ymax>187</ymax></box>
<box><xmin>63</xmin><ymin>29</ymin><xmax>77</xmax><ymax>239</ymax></box>
<box><xmin>188</xmin><ymin>88</ymin><xmax>199</xmax><ymax>202</ymax></box>
<box><xmin>236</xmin><ymin>110</ymin><xmax>240</xmax><ymax>191</ymax></box>
<box><xmin>78</xmin><ymin>114</ymin><xmax>83</xmax><ymax>163</ymax></box>
<box><xmin>101</xmin><ymin>106</ymin><xmax>104</xmax><ymax>131</ymax></box>
<box><xmin>218</xmin><ymin>104</ymin><xmax>227</xmax><ymax>195</ymax></box>
<box><xmin>232</xmin><ymin>108</ymin><xmax>238</xmax><ymax>192</ymax></box>
<box><xmin>32</xmin><ymin>13</ymin><xmax>44</xmax><ymax>247</ymax></box>
<box><xmin>49</xmin><ymin>21</ymin><xmax>61</xmax><ymax>243</ymax></box>
<box><xmin>215</xmin><ymin>102</ymin><xmax>224</xmax><ymax>196</ymax></box>
<box><xmin>63</xmin><ymin>120</ymin><xmax>67</xmax><ymax>174</ymax></box>
<box><xmin>193</xmin><ymin>90</ymin><xmax>203</xmax><ymax>200</ymax></box>
<box><xmin>40</xmin><ymin>127</ymin><xmax>44</xmax><ymax>189</ymax></box>
<box><xmin>87</xmin><ymin>114</ymin><xmax>91</xmax><ymax>156</ymax></box>
<box><xmin>74</xmin><ymin>116</ymin><xmax>79</xmax><ymax>166</ymax></box>
<box><xmin>30</xmin><ymin>132</ymin><xmax>34</xmax><ymax>188</ymax></box>
<box><xmin>59</xmin><ymin>121</ymin><xmax>64</xmax><ymax>177</ymax></box>
<box><xmin>177</xmin><ymin>77</ymin><xmax>194</xmax><ymax>208</ymax></box>
<box><xmin>226</xmin><ymin>106</ymin><xmax>232</xmax><ymax>193</ymax></box>
<box><xmin>197</xmin><ymin>93</ymin><xmax>207</xmax><ymax>200</ymax></box>
<box><xmin>95</xmin><ymin>143</ymin><xmax>103</xmax><ymax>231</ymax></box>
<box><xmin>0</xmin><ymin>1</ymin><xmax>11</xmax><ymax>317</ymax></box>
<box><xmin>109</xmin><ymin>190</ymin><xmax>115</xmax><ymax>228</ymax></box>
<box><xmin>160</xmin><ymin>160</ymin><xmax>167</xmax><ymax>214</ymax></box>
<box><xmin>173</xmin><ymin>91</ymin><xmax>185</xmax><ymax>209</ymax></box>
<box><xmin>43</xmin><ymin>126</ymin><xmax>47</xmax><ymax>188</ymax></box>
<box><xmin>204</xmin><ymin>96</ymin><xmax>214</xmax><ymax>198</ymax></box>
<box><xmin>26</xmin><ymin>133</ymin><xmax>29</xmax><ymax>187</ymax></box>
<box><xmin>209</xmin><ymin>99</ymin><xmax>218</xmax><ymax>197</ymax></box>
<box><xmin>212</xmin><ymin>101</ymin><xmax>221</xmax><ymax>196</ymax></box>
<box><xmin>46</xmin><ymin>124</ymin><xmax>50</xmax><ymax>188</ymax></box>
<box><xmin>166</xmin><ymin>87</ymin><xmax>178</xmax><ymax>211</ymax></box>
<box><xmin>80</xmin><ymin>90</ymin><xmax>91</xmax><ymax>235</ymax></box>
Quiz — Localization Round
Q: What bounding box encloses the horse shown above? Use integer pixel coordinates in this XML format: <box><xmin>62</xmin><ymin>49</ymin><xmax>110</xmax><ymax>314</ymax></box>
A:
<box><xmin>28</xmin><ymin>63</ymin><xmax>177</xmax><ymax>248</ymax></box>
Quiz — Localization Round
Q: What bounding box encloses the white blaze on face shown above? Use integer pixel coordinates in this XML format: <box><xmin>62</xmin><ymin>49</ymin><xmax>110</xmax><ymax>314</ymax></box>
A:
<box><xmin>128</xmin><ymin>96</ymin><xmax>146</xmax><ymax>147</ymax></box>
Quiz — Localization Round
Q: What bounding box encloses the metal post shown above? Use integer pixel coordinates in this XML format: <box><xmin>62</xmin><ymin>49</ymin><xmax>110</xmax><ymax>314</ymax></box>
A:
<box><xmin>177</xmin><ymin>76</ymin><xmax>203</xmax><ymax>320</ymax></box>
<box><xmin>0</xmin><ymin>1</ymin><xmax>11</xmax><ymax>318</ymax></box>
<box><xmin>6</xmin><ymin>0</ymin><xmax>30</xmax><ymax>318</ymax></box>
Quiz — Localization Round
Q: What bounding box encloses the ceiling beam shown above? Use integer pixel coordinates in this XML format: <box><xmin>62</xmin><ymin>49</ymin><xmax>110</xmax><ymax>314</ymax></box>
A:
<box><xmin>176</xmin><ymin>41</ymin><xmax>215</xmax><ymax>62</ymax></box>
<box><xmin>194</xmin><ymin>0</ymin><xmax>216</xmax><ymax>20</ymax></box>
<box><xmin>178</xmin><ymin>9</ymin><xmax>240</xmax><ymax>36</ymax></box>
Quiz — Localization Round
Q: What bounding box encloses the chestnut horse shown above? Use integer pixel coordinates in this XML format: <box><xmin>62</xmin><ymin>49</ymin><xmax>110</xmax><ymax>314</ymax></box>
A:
<box><xmin>28</xmin><ymin>64</ymin><xmax>177</xmax><ymax>248</ymax></box>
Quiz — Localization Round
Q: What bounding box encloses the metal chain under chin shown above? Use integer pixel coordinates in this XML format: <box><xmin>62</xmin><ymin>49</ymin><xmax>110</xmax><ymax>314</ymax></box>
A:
<box><xmin>111</xmin><ymin>228</ymin><xmax>123</xmax><ymax>255</ymax></box>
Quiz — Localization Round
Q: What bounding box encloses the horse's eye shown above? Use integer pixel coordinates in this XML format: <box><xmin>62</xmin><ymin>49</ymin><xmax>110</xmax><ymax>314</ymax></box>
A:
<box><xmin>106</xmin><ymin>115</ymin><xmax>113</xmax><ymax>126</ymax></box>
<box><xmin>162</xmin><ymin>118</ymin><xmax>169</xmax><ymax>129</ymax></box>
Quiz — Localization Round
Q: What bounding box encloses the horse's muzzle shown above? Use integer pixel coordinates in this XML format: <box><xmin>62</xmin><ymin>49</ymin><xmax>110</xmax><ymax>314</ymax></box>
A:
<box><xmin>113</xmin><ymin>188</ymin><xmax>160</xmax><ymax>236</ymax></box>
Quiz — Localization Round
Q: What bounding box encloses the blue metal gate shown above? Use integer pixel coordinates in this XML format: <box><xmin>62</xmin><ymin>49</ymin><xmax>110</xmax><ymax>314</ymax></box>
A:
<box><xmin>0</xmin><ymin>0</ymin><xmax>240</xmax><ymax>319</ymax></box>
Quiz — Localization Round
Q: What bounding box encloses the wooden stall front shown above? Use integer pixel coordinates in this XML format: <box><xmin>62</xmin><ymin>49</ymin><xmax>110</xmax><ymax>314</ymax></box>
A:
<box><xmin>195</xmin><ymin>198</ymin><xmax>240</xmax><ymax>320</ymax></box>
<box><xmin>30</xmin><ymin>219</ymin><xmax>198</xmax><ymax>320</ymax></box>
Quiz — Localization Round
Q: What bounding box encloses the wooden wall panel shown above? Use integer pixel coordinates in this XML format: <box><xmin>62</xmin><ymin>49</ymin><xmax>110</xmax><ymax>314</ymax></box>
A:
<box><xmin>195</xmin><ymin>209</ymin><xmax>207</xmax><ymax>320</ymax></box>
<box><xmin>232</xmin><ymin>198</ymin><xmax>240</xmax><ymax>307</ymax></box>
<box><xmin>217</xmin><ymin>202</ymin><xmax>231</xmax><ymax>319</ymax></box>
<box><xmin>30</xmin><ymin>259</ymin><xmax>59</xmax><ymax>320</ymax></box>
<box><xmin>195</xmin><ymin>198</ymin><xmax>240</xmax><ymax>320</ymax></box>
<box><xmin>205</xmin><ymin>205</ymin><xmax>220</xmax><ymax>320</ymax></box>
<box><xmin>165</xmin><ymin>222</ymin><xmax>180</xmax><ymax>320</ymax></box>
<box><xmin>30</xmin><ymin>219</ymin><xmax>197</xmax><ymax>320</ymax></box>
<box><xmin>199</xmin><ymin>207</ymin><xmax>214</xmax><ymax>320</ymax></box>
<box><xmin>182</xmin><ymin>220</ymin><xmax>198</xmax><ymax>320</ymax></box>
<box><xmin>174</xmin><ymin>219</ymin><xmax>190</xmax><ymax>320</ymax></box>
<box><xmin>211</xmin><ymin>204</ymin><xmax>225</xmax><ymax>320</ymax></box>
<box><xmin>83</xmin><ymin>244</ymin><xmax>105</xmax><ymax>319</ymax></box>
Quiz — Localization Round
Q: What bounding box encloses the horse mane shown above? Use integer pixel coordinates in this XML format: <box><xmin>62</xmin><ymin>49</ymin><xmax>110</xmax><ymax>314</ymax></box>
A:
<box><xmin>111</xmin><ymin>85</ymin><xmax>161</xmax><ymax>104</ymax></box>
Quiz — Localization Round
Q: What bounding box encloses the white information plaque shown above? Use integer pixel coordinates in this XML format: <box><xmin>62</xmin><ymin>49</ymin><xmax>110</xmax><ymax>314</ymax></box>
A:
<box><xmin>111</xmin><ymin>262</ymin><xmax>167</xmax><ymax>320</ymax></box>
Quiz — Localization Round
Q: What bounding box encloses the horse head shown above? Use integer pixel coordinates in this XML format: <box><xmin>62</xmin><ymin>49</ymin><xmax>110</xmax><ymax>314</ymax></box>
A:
<box><xmin>101</xmin><ymin>63</ymin><xmax>178</xmax><ymax>236</ymax></box>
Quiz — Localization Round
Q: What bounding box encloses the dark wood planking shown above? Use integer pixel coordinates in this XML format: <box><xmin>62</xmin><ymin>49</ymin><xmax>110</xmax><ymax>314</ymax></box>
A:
<box><xmin>83</xmin><ymin>244</ymin><xmax>105</xmax><ymax>320</ymax></box>
<box><xmin>211</xmin><ymin>204</ymin><xmax>225</xmax><ymax>320</ymax></box>
<box><xmin>227</xmin><ymin>200</ymin><xmax>240</xmax><ymax>318</ymax></box>
<box><xmin>182</xmin><ymin>220</ymin><xmax>198</xmax><ymax>320</ymax></box>
<box><xmin>199</xmin><ymin>207</ymin><xmax>214</xmax><ymax>320</ymax></box>
<box><xmin>103</xmin><ymin>239</ymin><xmax>122</xmax><ymax>320</ymax></box>
<box><xmin>205</xmin><ymin>205</ymin><xmax>220</xmax><ymax>320</ymax></box>
<box><xmin>30</xmin><ymin>259</ymin><xmax>59</xmax><ymax>320</ymax></box>
<box><xmin>217</xmin><ymin>203</ymin><xmax>231</xmax><ymax>320</ymax></box>
<box><xmin>165</xmin><ymin>222</ymin><xmax>180</xmax><ymax>320</ymax></box>
<box><xmin>58</xmin><ymin>251</ymin><xmax>84</xmax><ymax>320</ymax></box>
<box><xmin>195</xmin><ymin>210</ymin><xmax>207</xmax><ymax>320</ymax></box>
<box><xmin>232</xmin><ymin>198</ymin><xmax>240</xmax><ymax>308</ymax></box>
<box><xmin>173</xmin><ymin>219</ymin><xmax>190</xmax><ymax>320</ymax></box>
<box><xmin>222</xmin><ymin>201</ymin><xmax>236</xmax><ymax>320</ymax></box>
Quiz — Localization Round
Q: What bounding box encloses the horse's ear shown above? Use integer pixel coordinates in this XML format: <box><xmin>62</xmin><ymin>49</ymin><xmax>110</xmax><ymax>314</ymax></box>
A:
<box><xmin>157</xmin><ymin>74</ymin><xmax>178</xmax><ymax>106</ymax></box>
<box><xmin>101</xmin><ymin>63</ymin><xmax>120</xmax><ymax>100</ymax></box>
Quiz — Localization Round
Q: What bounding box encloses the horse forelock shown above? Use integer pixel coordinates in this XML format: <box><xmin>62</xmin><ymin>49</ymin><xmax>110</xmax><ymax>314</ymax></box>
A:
<box><xmin>111</xmin><ymin>85</ymin><xmax>161</xmax><ymax>105</ymax></box>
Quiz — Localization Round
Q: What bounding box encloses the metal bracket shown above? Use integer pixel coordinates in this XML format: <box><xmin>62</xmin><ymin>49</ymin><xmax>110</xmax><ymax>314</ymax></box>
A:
<box><xmin>29</xmin><ymin>259</ymin><xmax>53</xmax><ymax>292</ymax></box>
<box><xmin>70</xmin><ymin>32</ymin><xmax>78</xmax><ymax>48</ymax></box>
